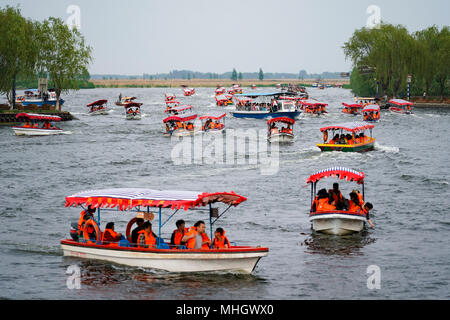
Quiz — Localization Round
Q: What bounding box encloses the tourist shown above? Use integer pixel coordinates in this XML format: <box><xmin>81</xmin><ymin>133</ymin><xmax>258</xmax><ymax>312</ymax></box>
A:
<box><xmin>102</xmin><ymin>222</ymin><xmax>123</xmax><ymax>244</ymax></box>
<box><xmin>363</xmin><ymin>202</ymin><xmax>375</xmax><ymax>228</ymax></box>
<box><xmin>182</xmin><ymin>220</ymin><xmax>211</xmax><ymax>249</ymax></box>
<box><xmin>329</xmin><ymin>183</ymin><xmax>345</xmax><ymax>210</ymax></box>
<box><xmin>137</xmin><ymin>221</ymin><xmax>156</xmax><ymax>248</ymax></box>
<box><xmin>311</xmin><ymin>189</ymin><xmax>336</xmax><ymax>212</ymax></box>
<box><xmin>170</xmin><ymin>219</ymin><xmax>189</xmax><ymax>248</ymax></box>
<box><xmin>212</xmin><ymin>228</ymin><xmax>230</xmax><ymax>249</ymax></box>
<box><xmin>131</xmin><ymin>218</ymin><xmax>145</xmax><ymax>244</ymax></box>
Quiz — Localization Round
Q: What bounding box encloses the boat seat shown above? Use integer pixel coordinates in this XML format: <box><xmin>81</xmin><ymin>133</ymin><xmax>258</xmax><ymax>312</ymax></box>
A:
<box><xmin>118</xmin><ymin>239</ymin><xmax>130</xmax><ymax>247</ymax></box>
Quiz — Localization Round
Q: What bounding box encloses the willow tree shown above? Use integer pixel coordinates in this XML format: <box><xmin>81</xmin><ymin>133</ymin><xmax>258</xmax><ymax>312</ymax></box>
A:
<box><xmin>37</xmin><ymin>17</ymin><xmax>92</xmax><ymax>111</ymax></box>
<box><xmin>343</xmin><ymin>23</ymin><xmax>417</xmax><ymax>97</ymax></box>
<box><xmin>0</xmin><ymin>6</ymin><xmax>40</xmax><ymax>108</ymax></box>
<box><xmin>434</xmin><ymin>26</ymin><xmax>450</xmax><ymax>98</ymax></box>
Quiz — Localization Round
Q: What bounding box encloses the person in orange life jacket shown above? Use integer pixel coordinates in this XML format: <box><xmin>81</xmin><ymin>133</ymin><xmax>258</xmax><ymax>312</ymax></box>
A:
<box><xmin>78</xmin><ymin>205</ymin><xmax>96</xmax><ymax>237</ymax></box>
<box><xmin>131</xmin><ymin>218</ymin><xmax>145</xmax><ymax>245</ymax></box>
<box><xmin>212</xmin><ymin>227</ymin><xmax>230</xmax><ymax>249</ymax></box>
<box><xmin>347</xmin><ymin>191</ymin><xmax>365</xmax><ymax>213</ymax></box>
<box><xmin>328</xmin><ymin>134</ymin><xmax>339</xmax><ymax>144</ymax></box>
<box><xmin>170</xmin><ymin>219</ymin><xmax>189</xmax><ymax>248</ymax></box>
<box><xmin>182</xmin><ymin>220</ymin><xmax>211</xmax><ymax>249</ymax></box>
<box><xmin>137</xmin><ymin>221</ymin><xmax>156</xmax><ymax>248</ymax></box>
<box><xmin>328</xmin><ymin>182</ymin><xmax>345</xmax><ymax>210</ymax></box>
<box><xmin>311</xmin><ymin>189</ymin><xmax>336</xmax><ymax>212</ymax></box>
<box><xmin>32</xmin><ymin>122</ymin><xmax>39</xmax><ymax>128</ymax></box>
<box><xmin>102</xmin><ymin>222</ymin><xmax>123</xmax><ymax>244</ymax></box>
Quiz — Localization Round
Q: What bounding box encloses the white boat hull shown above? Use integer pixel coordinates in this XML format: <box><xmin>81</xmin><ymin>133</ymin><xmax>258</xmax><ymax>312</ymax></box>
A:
<box><xmin>61</xmin><ymin>242</ymin><xmax>267</xmax><ymax>273</ymax></box>
<box><xmin>126</xmin><ymin>113</ymin><xmax>142</xmax><ymax>120</ymax></box>
<box><xmin>268</xmin><ymin>133</ymin><xmax>294</xmax><ymax>143</ymax></box>
<box><xmin>88</xmin><ymin>109</ymin><xmax>109</xmax><ymax>116</ymax></box>
<box><xmin>13</xmin><ymin>127</ymin><xmax>64</xmax><ymax>136</ymax></box>
<box><xmin>172</xmin><ymin>128</ymin><xmax>200</xmax><ymax>137</ymax></box>
<box><xmin>310</xmin><ymin>214</ymin><xmax>366</xmax><ymax>235</ymax></box>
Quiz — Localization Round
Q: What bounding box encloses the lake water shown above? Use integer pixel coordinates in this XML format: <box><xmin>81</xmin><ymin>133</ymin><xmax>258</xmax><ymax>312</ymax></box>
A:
<box><xmin>0</xmin><ymin>87</ymin><xmax>449</xmax><ymax>299</ymax></box>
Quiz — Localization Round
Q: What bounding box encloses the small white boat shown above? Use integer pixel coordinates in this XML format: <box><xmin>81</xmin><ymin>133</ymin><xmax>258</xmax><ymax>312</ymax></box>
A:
<box><xmin>116</xmin><ymin>96</ymin><xmax>137</xmax><ymax>106</ymax></box>
<box><xmin>306</xmin><ymin>167</ymin><xmax>372</xmax><ymax>235</ymax></box>
<box><xmin>87</xmin><ymin>99</ymin><xmax>109</xmax><ymax>115</ymax></box>
<box><xmin>124</xmin><ymin>102</ymin><xmax>143</xmax><ymax>120</ymax></box>
<box><xmin>12</xmin><ymin>113</ymin><xmax>64</xmax><ymax>136</ymax></box>
<box><xmin>62</xmin><ymin>188</ymin><xmax>268</xmax><ymax>273</ymax></box>
<box><xmin>267</xmin><ymin>117</ymin><xmax>295</xmax><ymax>143</ymax></box>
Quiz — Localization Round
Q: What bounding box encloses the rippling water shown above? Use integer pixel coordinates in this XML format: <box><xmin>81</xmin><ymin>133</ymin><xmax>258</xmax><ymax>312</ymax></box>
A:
<box><xmin>0</xmin><ymin>87</ymin><xmax>449</xmax><ymax>299</ymax></box>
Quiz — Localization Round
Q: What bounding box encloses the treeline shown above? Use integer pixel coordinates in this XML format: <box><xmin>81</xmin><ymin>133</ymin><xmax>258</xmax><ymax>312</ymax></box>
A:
<box><xmin>0</xmin><ymin>6</ymin><xmax>92</xmax><ymax>109</ymax></box>
<box><xmin>343</xmin><ymin>23</ymin><xmax>449</xmax><ymax>98</ymax></box>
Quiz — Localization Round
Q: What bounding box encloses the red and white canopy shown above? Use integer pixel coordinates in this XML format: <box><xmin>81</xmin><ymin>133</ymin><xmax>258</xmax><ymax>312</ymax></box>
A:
<box><xmin>389</xmin><ymin>99</ymin><xmax>413</xmax><ymax>106</ymax></box>
<box><xmin>267</xmin><ymin>117</ymin><xmax>295</xmax><ymax>125</ymax></box>
<box><xmin>163</xmin><ymin>113</ymin><xmax>197</xmax><ymax>123</ymax></box>
<box><xmin>65</xmin><ymin>188</ymin><xmax>247</xmax><ymax>210</ymax></box>
<box><xmin>342</xmin><ymin>102</ymin><xmax>363</xmax><ymax>108</ymax></box>
<box><xmin>301</xmin><ymin>100</ymin><xmax>328</xmax><ymax>106</ymax></box>
<box><xmin>124</xmin><ymin>102</ymin><xmax>142</xmax><ymax>108</ymax></box>
<box><xmin>87</xmin><ymin>99</ymin><xmax>107</xmax><ymax>107</ymax></box>
<box><xmin>16</xmin><ymin>113</ymin><xmax>62</xmax><ymax>121</ymax></box>
<box><xmin>165</xmin><ymin>105</ymin><xmax>193</xmax><ymax>113</ymax></box>
<box><xmin>216</xmin><ymin>95</ymin><xmax>232</xmax><ymax>101</ymax></box>
<box><xmin>320</xmin><ymin>122</ymin><xmax>374</xmax><ymax>132</ymax></box>
<box><xmin>363</xmin><ymin>104</ymin><xmax>380</xmax><ymax>112</ymax></box>
<box><xmin>199</xmin><ymin>113</ymin><xmax>226</xmax><ymax>120</ymax></box>
<box><xmin>306</xmin><ymin>167</ymin><xmax>365</xmax><ymax>184</ymax></box>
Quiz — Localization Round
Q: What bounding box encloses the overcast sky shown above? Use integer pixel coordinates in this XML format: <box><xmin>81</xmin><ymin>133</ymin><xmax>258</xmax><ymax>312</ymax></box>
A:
<box><xmin>2</xmin><ymin>0</ymin><xmax>449</xmax><ymax>75</ymax></box>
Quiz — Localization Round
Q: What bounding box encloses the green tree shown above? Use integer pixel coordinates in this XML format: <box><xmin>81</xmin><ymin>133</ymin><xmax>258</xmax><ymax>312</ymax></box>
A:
<box><xmin>231</xmin><ymin>68</ymin><xmax>237</xmax><ymax>81</ymax></box>
<box><xmin>238</xmin><ymin>72</ymin><xmax>243</xmax><ymax>80</ymax></box>
<box><xmin>258</xmin><ymin>68</ymin><xmax>264</xmax><ymax>81</ymax></box>
<box><xmin>0</xmin><ymin>6</ymin><xmax>40</xmax><ymax>108</ymax></box>
<box><xmin>37</xmin><ymin>17</ymin><xmax>92</xmax><ymax>110</ymax></box>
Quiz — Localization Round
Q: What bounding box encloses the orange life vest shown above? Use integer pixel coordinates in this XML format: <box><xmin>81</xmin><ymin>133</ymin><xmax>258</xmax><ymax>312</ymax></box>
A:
<box><xmin>185</xmin><ymin>227</ymin><xmax>210</xmax><ymax>249</ymax></box>
<box><xmin>213</xmin><ymin>231</ymin><xmax>230</xmax><ymax>249</ymax></box>
<box><xmin>102</xmin><ymin>228</ymin><xmax>120</xmax><ymax>244</ymax></box>
<box><xmin>137</xmin><ymin>230</ymin><xmax>156</xmax><ymax>248</ymax></box>
<box><xmin>172</xmin><ymin>227</ymin><xmax>189</xmax><ymax>246</ymax></box>
<box><xmin>316</xmin><ymin>198</ymin><xmax>336</xmax><ymax>211</ymax></box>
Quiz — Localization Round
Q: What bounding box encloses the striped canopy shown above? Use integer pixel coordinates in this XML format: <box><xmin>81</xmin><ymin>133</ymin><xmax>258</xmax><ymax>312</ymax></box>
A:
<box><xmin>87</xmin><ymin>99</ymin><xmax>107</xmax><ymax>107</ymax></box>
<box><xmin>301</xmin><ymin>100</ymin><xmax>328</xmax><ymax>106</ymax></box>
<box><xmin>267</xmin><ymin>117</ymin><xmax>295</xmax><ymax>125</ymax></box>
<box><xmin>342</xmin><ymin>102</ymin><xmax>362</xmax><ymax>108</ymax></box>
<box><xmin>199</xmin><ymin>113</ymin><xmax>226</xmax><ymax>120</ymax></box>
<box><xmin>320</xmin><ymin>122</ymin><xmax>374</xmax><ymax>132</ymax></box>
<box><xmin>16</xmin><ymin>113</ymin><xmax>62</xmax><ymax>121</ymax></box>
<box><xmin>163</xmin><ymin>113</ymin><xmax>197</xmax><ymax>123</ymax></box>
<box><xmin>65</xmin><ymin>188</ymin><xmax>247</xmax><ymax>210</ymax></box>
<box><xmin>363</xmin><ymin>104</ymin><xmax>380</xmax><ymax>112</ymax></box>
<box><xmin>389</xmin><ymin>99</ymin><xmax>413</xmax><ymax>106</ymax></box>
<box><xmin>306</xmin><ymin>167</ymin><xmax>365</xmax><ymax>184</ymax></box>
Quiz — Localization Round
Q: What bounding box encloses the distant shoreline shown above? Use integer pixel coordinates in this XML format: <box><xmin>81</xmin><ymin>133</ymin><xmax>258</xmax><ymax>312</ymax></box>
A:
<box><xmin>89</xmin><ymin>78</ymin><xmax>350</xmax><ymax>88</ymax></box>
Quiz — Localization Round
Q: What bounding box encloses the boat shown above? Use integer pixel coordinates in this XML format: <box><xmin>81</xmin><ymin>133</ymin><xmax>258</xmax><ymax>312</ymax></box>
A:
<box><xmin>300</xmin><ymin>100</ymin><xmax>328</xmax><ymax>115</ymax></box>
<box><xmin>87</xmin><ymin>99</ymin><xmax>109</xmax><ymax>115</ymax></box>
<box><xmin>251</xmin><ymin>84</ymin><xmax>256</xmax><ymax>89</ymax></box>
<box><xmin>317</xmin><ymin>122</ymin><xmax>375</xmax><ymax>152</ymax></box>
<box><xmin>388</xmin><ymin>99</ymin><xmax>413</xmax><ymax>114</ymax></box>
<box><xmin>312</xmin><ymin>82</ymin><xmax>319</xmax><ymax>88</ymax></box>
<box><xmin>164</xmin><ymin>105</ymin><xmax>193</xmax><ymax>116</ymax></box>
<box><xmin>362</xmin><ymin>104</ymin><xmax>381</xmax><ymax>122</ymax></box>
<box><xmin>231</xmin><ymin>92</ymin><xmax>301</xmax><ymax>119</ymax></box>
<box><xmin>12</xmin><ymin>113</ymin><xmax>64</xmax><ymax>136</ymax></box>
<box><xmin>215</xmin><ymin>87</ymin><xmax>226</xmax><ymax>96</ymax></box>
<box><xmin>61</xmin><ymin>188</ymin><xmax>268</xmax><ymax>273</ymax></box>
<box><xmin>165</xmin><ymin>93</ymin><xmax>176</xmax><ymax>102</ymax></box>
<box><xmin>183</xmin><ymin>88</ymin><xmax>195</xmax><ymax>96</ymax></box>
<box><xmin>227</xmin><ymin>84</ymin><xmax>242</xmax><ymax>95</ymax></box>
<box><xmin>124</xmin><ymin>102</ymin><xmax>143</xmax><ymax>120</ymax></box>
<box><xmin>115</xmin><ymin>96</ymin><xmax>137</xmax><ymax>106</ymax></box>
<box><xmin>306</xmin><ymin>167</ymin><xmax>371</xmax><ymax>235</ymax></box>
<box><xmin>16</xmin><ymin>88</ymin><xmax>64</xmax><ymax>107</ymax></box>
<box><xmin>267</xmin><ymin>117</ymin><xmax>295</xmax><ymax>143</ymax></box>
<box><xmin>215</xmin><ymin>94</ymin><xmax>234</xmax><ymax>107</ymax></box>
<box><xmin>342</xmin><ymin>102</ymin><xmax>363</xmax><ymax>115</ymax></box>
<box><xmin>200</xmin><ymin>113</ymin><xmax>226</xmax><ymax>133</ymax></box>
<box><xmin>163</xmin><ymin>113</ymin><xmax>199</xmax><ymax>137</ymax></box>
<box><xmin>355</xmin><ymin>97</ymin><xmax>378</xmax><ymax>107</ymax></box>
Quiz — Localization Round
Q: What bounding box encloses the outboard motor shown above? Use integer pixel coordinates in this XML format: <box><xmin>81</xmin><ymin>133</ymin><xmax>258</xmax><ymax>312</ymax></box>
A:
<box><xmin>70</xmin><ymin>222</ymin><xmax>79</xmax><ymax>241</ymax></box>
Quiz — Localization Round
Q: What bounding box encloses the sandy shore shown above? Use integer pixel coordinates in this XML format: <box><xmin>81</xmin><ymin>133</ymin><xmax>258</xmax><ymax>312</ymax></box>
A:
<box><xmin>90</xmin><ymin>78</ymin><xmax>350</xmax><ymax>88</ymax></box>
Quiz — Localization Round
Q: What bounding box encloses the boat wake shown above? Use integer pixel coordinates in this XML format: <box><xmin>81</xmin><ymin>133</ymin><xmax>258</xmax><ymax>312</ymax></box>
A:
<box><xmin>374</xmin><ymin>142</ymin><xmax>399</xmax><ymax>153</ymax></box>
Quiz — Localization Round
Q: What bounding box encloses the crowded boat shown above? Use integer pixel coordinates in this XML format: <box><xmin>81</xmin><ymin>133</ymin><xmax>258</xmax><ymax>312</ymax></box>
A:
<box><xmin>267</xmin><ymin>117</ymin><xmax>295</xmax><ymax>143</ymax></box>
<box><xmin>306</xmin><ymin>167</ymin><xmax>374</xmax><ymax>235</ymax></box>
<box><xmin>232</xmin><ymin>92</ymin><xmax>301</xmax><ymax>119</ymax></box>
<box><xmin>200</xmin><ymin>113</ymin><xmax>226</xmax><ymax>132</ymax></box>
<box><xmin>61</xmin><ymin>188</ymin><xmax>268</xmax><ymax>273</ymax></box>
<box><xmin>163</xmin><ymin>113</ymin><xmax>198</xmax><ymax>136</ymax></box>
<box><xmin>317</xmin><ymin>122</ymin><xmax>375</xmax><ymax>152</ymax></box>
<box><xmin>300</xmin><ymin>100</ymin><xmax>328</xmax><ymax>115</ymax></box>
<box><xmin>388</xmin><ymin>99</ymin><xmax>414</xmax><ymax>114</ymax></box>
<box><xmin>124</xmin><ymin>102</ymin><xmax>142</xmax><ymax>120</ymax></box>
<box><xmin>87</xmin><ymin>99</ymin><xmax>109</xmax><ymax>115</ymax></box>
<box><xmin>215</xmin><ymin>94</ymin><xmax>234</xmax><ymax>107</ymax></box>
<box><xmin>362</xmin><ymin>104</ymin><xmax>381</xmax><ymax>122</ymax></box>
<box><xmin>12</xmin><ymin>113</ymin><xmax>64</xmax><ymax>136</ymax></box>
<box><xmin>183</xmin><ymin>87</ymin><xmax>195</xmax><ymax>96</ymax></box>
<box><xmin>342</xmin><ymin>102</ymin><xmax>363</xmax><ymax>115</ymax></box>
